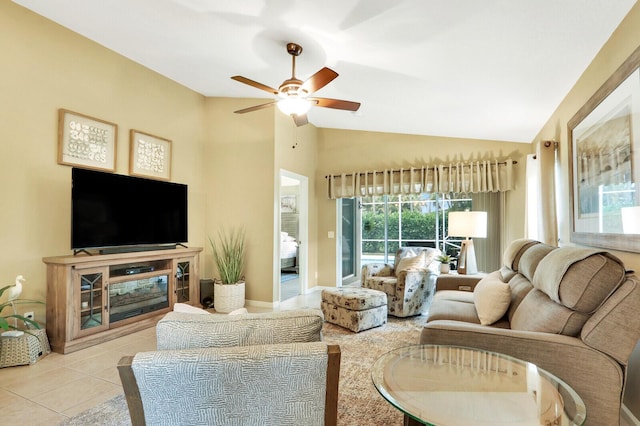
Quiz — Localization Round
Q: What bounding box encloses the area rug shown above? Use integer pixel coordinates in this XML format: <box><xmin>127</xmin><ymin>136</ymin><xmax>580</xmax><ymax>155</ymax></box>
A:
<box><xmin>60</xmin><ymin>315</ymin><xmax>427</xmax><ymax>425</ymax></box>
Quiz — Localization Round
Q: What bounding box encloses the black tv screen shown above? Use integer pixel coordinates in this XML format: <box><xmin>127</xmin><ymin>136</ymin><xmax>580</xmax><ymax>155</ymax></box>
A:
<box><xmin>71</xmin><ymin>168</ymin><xmax>188</xmax><ymax>250</ymax></box>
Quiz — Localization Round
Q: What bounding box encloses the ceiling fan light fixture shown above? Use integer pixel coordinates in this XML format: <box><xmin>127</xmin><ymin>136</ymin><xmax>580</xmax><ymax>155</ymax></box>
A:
<box><xmin>277</xmin><ymin>96</ymin><xmax>312</xmax><ymax>116</ymax></box>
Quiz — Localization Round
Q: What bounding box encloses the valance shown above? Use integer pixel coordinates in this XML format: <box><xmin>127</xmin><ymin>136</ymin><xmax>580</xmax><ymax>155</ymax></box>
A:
<box><xmin>326</xmin><ymin>159</ymin><xmax>515</xmax><ymax>199</ymax></box>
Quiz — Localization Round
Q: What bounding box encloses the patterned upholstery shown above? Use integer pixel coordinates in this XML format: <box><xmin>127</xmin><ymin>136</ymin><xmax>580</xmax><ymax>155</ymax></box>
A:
<box><xmin>362</xmin><ymin>247</ymin><xmax>440</xmax><ymax>317</ymax></box>
<box><xmin>321</xmin><ymin>288</ymin><xmax>388</xmax><ymax>332</ymax></box>
<box><xmin>156</xmin><ymin>309</ymin><xmax>324</xmax><ymax>350</ymax></box>
<box><xmin>127</xmin><ymin>342</ymin><xmax>332</xmax><ymax>426</ymax></box>
<box><xmin>118</xmin><ymin>310</ymin><xmax>339</xmax><ymax>426</ymax></box>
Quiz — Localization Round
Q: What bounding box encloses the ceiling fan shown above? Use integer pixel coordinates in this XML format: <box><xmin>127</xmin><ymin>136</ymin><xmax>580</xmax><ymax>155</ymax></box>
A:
<box><xmin>231</xmin><ymin>42</ymin><xmax>361</xmax><ymax>127</ymax></box>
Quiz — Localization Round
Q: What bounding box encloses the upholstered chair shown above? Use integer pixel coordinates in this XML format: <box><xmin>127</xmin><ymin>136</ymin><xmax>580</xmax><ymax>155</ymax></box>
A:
<box><xmin>118</xmin><ymin>309</ymin><xmax>340</xmax><ymax>426</ymax></box>
<box><xmin>362</xmin><ymin>247</ymin><xmax>440</xmax><ymax>317</ymax></box>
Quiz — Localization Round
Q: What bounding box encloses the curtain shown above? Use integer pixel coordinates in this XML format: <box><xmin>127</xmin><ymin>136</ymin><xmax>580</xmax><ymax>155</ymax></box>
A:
<box><xmin>525</xmin><ymin>154</ymin><xmax>539</xmax><ymax>240</ymax></box>
<box><xmin>525</xmin><ymin>141</ymin><xmax>558</xmax><ymax>245</ymax></box>
<box><xmin>326</xmin><ymin>159</ymin><xmax>515</xmax><ymax>199</ymax></box>
<box><xmin>471</xmin><ymin>192</ymin><xmax>503</xmax><ymax>272</ymax></box>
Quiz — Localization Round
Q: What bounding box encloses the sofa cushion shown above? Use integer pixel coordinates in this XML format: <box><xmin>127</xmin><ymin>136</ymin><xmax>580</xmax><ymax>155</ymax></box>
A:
<box><xmin>364</xmin><ymin>275</ymin><xmax>397</xmax><ymax>297</ymax></box>
<box><xmin>533</xmin><ymin>248</ymin><xmax>626</xmax><ymax>313</ymax></box>
<box><xmin>506</xmin><ymin>274</ymin><xmax>534</xmax><ymax>323</ymax></box>
<box><xmin>581</xmin><ymin>277</ymin><xmax>640</xmax><ymax>364</ymax></box>
<box><xmin>428</xmin><ymin>297</ymin><xmax>480</xmax><ymax>324</ymax></box>
<box><xmin>502</xmin><ymin>239</ymin><xmax>541</xmax><ymax>272</ymax></box>
<box><xmin>473</xmin><ymin>271</ymin><xmax>511</xmax><ymax>325</ymax></box>
<box><xmin>517</xmin><ymin>243</ymin><xmax>557</xmax><ymax>282</ymax></box>
<box><xmin>510</xmin><ymin>289</ymin><xmax>590</xmax><ymax>336</ymax></box>
<box><xmin>173</xmin><ymin>302</ymin><xmax>209</xmax><ymax>314</ymax></box>
<box><xmin>394</xmin><ymin>247</ymin><xmax>420</xmax><ymax>271</ymax></box>
<box><xmin>393</xmin><ymin>247</ymin><xmax>438</xmax><ymax>272</ymax></box>
<box><xmin>157</xmin><ymin>309</ymin><xmax>324</xmax><ymax>350</ymax></box>
<box><xmin>395</xmin><ymin>251</ymin><xmax>426</xmax><ymax>276</ymax></box>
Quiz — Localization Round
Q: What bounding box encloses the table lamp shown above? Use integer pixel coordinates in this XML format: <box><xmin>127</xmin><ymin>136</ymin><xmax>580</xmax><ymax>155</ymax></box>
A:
<box><xmin>448</xmin><ymin>211</ymin><xmax>487</xmax><ymax>275</ymax></box>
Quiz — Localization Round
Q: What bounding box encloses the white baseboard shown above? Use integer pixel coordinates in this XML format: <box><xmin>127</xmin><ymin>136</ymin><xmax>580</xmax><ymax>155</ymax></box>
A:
<box><xmin>622</xmin><ymin>404</ymin><xmax>640</xmax><ymax>426</ymax></box>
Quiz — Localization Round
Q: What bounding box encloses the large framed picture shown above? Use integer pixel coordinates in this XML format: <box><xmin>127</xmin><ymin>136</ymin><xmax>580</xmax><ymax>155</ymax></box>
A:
<box><xmin>58</xmin><ymin>109</ymin><xmax>117</xmax><ymax>172</ymax></box>
<box><xmin>129</xmin><ymin>130</ymin><xmax>172</xmax><ymax>181</ymax></box>
<box><xmin>568</xmin><ymin>46</ymin><xmax>640</xmax><ymax>252</ymax></box>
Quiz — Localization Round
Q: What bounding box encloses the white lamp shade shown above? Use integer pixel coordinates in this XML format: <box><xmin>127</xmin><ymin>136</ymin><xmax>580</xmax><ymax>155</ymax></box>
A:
<box><xmin>448</xmin><ymin>211</ymin><xmax>487</xmax><ymax>238</ymax></box>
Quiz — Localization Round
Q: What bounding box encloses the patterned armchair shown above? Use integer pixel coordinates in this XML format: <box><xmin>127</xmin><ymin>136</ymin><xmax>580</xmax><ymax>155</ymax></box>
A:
<box><xmin>118</xmin><ymin>310</ymin><xmax>340</xmax><ymax>426</ymax></box>
<box><xmin>362</xmin><ymin>247</ymin><xmax>440</xmax><ymax>317</ymax></box>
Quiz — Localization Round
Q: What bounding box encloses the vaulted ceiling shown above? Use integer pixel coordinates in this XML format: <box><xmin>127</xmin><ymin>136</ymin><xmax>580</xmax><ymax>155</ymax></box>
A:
<box><xmin>13</xmin><ymin>0</ymin><xmax>637</xmax><ymax>142</ymax></box>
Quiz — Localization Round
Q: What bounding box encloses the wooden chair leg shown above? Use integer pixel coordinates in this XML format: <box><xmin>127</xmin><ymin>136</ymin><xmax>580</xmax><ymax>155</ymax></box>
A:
<box><xmin>325</xmin><ymin>345</ymin><xmax>341</xmax><ymax>426</ymax></box>
<box><xmin>117</xmin><ymin>356</ymin><xmax>146</xmax><ymax>426</ymax></box>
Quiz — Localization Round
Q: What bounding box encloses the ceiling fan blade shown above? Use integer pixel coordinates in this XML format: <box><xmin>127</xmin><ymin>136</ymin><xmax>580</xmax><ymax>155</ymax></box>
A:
<box><xmin>231</xmin><ymin>76</ymin><xmax>279</xmax><ymax>95</ymax></box>
<box><xmin>309</xmin><ymin>97</ymin><xmax>361</xmax><ymax>111</ymax></box>
<box><xmin>292</xmin><ymin>114</ymin><xmax>308</xmax><ymax>127</ymax></box>
<box><xmin>234</xmin><ymin>101</ymin><xmax>277</xmax><ymax>114</ymax></box>
<box><xmin>300</xmin><ymin>67</ymin><xmax>338</xmax><ymax>94</ymax></box>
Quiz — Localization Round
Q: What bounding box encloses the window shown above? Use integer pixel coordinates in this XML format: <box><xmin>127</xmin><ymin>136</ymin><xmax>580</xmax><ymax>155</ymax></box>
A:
<box><xmin>361</xmin><ymin>193</ymin><xmax>472</xmax><ymax>266</ymax></box>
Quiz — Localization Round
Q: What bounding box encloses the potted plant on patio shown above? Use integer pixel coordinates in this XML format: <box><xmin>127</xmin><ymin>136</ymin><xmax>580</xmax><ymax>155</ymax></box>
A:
<box><xmin>437</xmin><ymin>254</ymin><xmax>454</xmax><ymax>274</ymax></box>
<box><xmin>209</xmin><ymin>227</ymin><xmax>246</xmax><ymax>313</ymax></box>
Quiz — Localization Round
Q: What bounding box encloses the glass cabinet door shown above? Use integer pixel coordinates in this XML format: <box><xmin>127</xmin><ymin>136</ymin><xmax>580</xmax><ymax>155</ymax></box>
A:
<box><xmin>74</xmin><ymin>267</ymin><xmax>109</xmax><ymax>337</ymax></box>
<box><xmin>175</xmin><ymin>260</ymin><xmax>191</xmax><ymax>303</ymax></box>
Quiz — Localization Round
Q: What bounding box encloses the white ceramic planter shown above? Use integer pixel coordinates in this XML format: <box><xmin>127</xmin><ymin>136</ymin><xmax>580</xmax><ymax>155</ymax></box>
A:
<box><xmin>213</xmin><ymin>281</ymin><xmax>245</xmax><ymax>313</ymax></box>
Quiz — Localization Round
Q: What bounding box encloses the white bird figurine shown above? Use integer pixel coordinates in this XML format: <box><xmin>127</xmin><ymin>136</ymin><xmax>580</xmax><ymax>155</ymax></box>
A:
<box><xmin>2</xmin><ymin>275</ymin><xmax>25</xmax><ymax>337</ymax></box>
<box><xmin>7</xmin><ymin>275</ymin><xmax>24</xmax><ymax>301</ymax></box>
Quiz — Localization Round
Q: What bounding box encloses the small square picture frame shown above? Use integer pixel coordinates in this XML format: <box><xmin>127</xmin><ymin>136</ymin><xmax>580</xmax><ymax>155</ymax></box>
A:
<box><xmin>129</xmin><ymin>130</ymin><xmax>172</xmax><ymax>181</ymax></box>
<box><xmin>58</xmin><ymin>109</ymin><xmax>117</xmax><ymax>172</ymax></box>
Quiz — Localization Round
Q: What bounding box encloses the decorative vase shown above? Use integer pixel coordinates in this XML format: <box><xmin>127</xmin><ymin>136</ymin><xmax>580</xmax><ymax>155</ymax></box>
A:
<box><xmin>439</xmin><ymin>263</ymin><xmax>450</xmax><ymax>274</ymax></box>
<box><xmin>213</xmin><ymin>280</ymin><xmax>245</xmax><ymax>313</ymax></box>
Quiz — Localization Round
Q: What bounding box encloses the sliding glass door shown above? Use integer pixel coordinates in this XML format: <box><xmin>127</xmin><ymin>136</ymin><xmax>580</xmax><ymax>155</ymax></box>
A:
<box><xmin>341</xmin><ymin>198</ymin><xmax>359</xmax><ymax>285</ymax></box>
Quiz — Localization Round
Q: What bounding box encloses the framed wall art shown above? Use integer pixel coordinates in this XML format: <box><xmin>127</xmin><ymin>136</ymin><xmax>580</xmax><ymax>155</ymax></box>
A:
<box><xmin>281</xmin><ymin>195</ymin><xmax>297</xmax><ymax>213</ymax></box>
<box><xmin>58</xmin><ymin>109</ymin><xmax>117</xmax><ymax>172</ymax></box>
<box><xmin>129</xmin><ymin>130</ymin><xmax>172</xmax><ymax>181</ymax></box>
<box><xmin>568</xmin><ymin>45</ymin><xmax>640</xmax><ymax>252</ymax></box>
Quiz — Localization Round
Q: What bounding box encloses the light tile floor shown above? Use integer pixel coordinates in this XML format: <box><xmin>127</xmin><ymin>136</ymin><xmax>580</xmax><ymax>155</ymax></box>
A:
<box><xmin>1</xmin><ymin>289</ymin><xmax>631</xmax><ymax>425</ymax></box>
<box><xmin>0</xmin><ymin>291</ymin><xmax>322</xmax><ymax>425</ymax></box>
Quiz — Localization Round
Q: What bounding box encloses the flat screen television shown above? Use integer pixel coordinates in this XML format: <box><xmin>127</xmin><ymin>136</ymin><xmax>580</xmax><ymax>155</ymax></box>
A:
<box><xmin>71</xmin><ymin>168</ymin><xmax>188</xmax><ymax>251</ymax></box>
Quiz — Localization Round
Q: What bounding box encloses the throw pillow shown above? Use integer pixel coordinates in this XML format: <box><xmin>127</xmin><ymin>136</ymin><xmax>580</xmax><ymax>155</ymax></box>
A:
<box><xmin>173</xmin><ymin>303</ymin><xmax>210</xmax><ymax>315</ymax></box>
<box><xmin>473</xmin><ymin>272</ymin><xmax>511</xmax><ymax>325</ymax></box>
<box><xmin>395</xmin><ymin>251</ymin><xmax>426</xmax><ymax>276</ymax></box>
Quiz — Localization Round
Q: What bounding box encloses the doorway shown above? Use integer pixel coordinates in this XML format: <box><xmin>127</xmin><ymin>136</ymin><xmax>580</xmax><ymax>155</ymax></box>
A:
<box><xmin>337</xmin><ymin>198</ymin><xmax>360</xmax><ymax>286</ymax></box>
<box><xmin>278</xmin><ymin>170</ymin><xmax>308</xmax><ymax>302</ymax></box>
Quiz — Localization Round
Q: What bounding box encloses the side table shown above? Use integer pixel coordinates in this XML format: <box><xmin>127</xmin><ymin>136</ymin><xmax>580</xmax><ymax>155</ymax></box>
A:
<box><xmin>436</xmin><ymin>271</ymin><xmax>486</xmax><ymax>292</ymax></box>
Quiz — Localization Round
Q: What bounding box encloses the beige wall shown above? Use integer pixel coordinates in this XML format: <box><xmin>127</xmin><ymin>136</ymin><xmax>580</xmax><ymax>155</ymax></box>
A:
<box><xmin>274</xmin><ymin>112</ymin><xmax>319</xmax><ymax>293</ymax></box>
<box><xmin>533</xmin><ymin>3</ymin><xmax>640</xmax><ymax>417</ymax></box>
<box><xmin>315</xmin><ymin>128</ymin><xmax>530</xmax><ymax>286</ymax></box>
<box><xmin>203</xmin><ymin>98</ymin><xmax>319</xmax><ymax>304</ymax></box>
<box><xmin>0</xmin><ymin>2</ymin><xmax>206</xmax><ymax>323</ymax></box>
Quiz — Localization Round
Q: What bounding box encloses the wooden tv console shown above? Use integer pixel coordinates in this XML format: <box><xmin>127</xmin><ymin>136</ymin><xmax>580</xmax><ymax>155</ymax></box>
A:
<box><xmin>43</xmin><ymin>247</ymin><xmax>202</xmax><ymax>354</ymax></box>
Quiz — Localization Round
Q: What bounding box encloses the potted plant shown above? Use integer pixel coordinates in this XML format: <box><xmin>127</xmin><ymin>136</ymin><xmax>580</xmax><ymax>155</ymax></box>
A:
<box><xmin>0</xmin><ymin>276</ymin><xmax>42</xmax><ymax>336</ymax></box>
<box><xmin>437</xmin><ymin>254</ymin><xmax>454</xmax><ymax>274</ymax></box>
<box><xmin>209</xmin><ymin>227</ymin><xmax>246</xmax><ymax>313</ymax></box>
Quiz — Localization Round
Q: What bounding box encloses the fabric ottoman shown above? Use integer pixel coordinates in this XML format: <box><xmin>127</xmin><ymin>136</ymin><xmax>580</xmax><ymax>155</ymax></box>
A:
<box><xmin>321</xmin><ymin>288</ymin><xmax>388</xmax><ymax>332</ymax></box>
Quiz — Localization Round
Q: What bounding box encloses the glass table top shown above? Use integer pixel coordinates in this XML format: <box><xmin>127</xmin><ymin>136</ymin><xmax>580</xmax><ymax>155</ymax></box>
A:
<box><xmin>371</xmin><ymin>345</ymin><xmax>586</xmax><ymax>426</ymax></box>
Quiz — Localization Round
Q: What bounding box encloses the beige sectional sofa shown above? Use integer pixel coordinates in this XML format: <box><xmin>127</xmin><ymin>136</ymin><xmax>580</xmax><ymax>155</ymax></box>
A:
<box><xmin>421</xmin><ymin>239</ymin><xmax>640</xmax><ymax>425</ymax></box>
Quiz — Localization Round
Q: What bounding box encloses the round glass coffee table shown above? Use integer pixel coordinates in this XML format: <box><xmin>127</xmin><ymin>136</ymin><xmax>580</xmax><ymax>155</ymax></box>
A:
<box><xmin>372</xmin><ymin>345</ymin><xmax>586</xmax><ymax>426</ymax></box>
